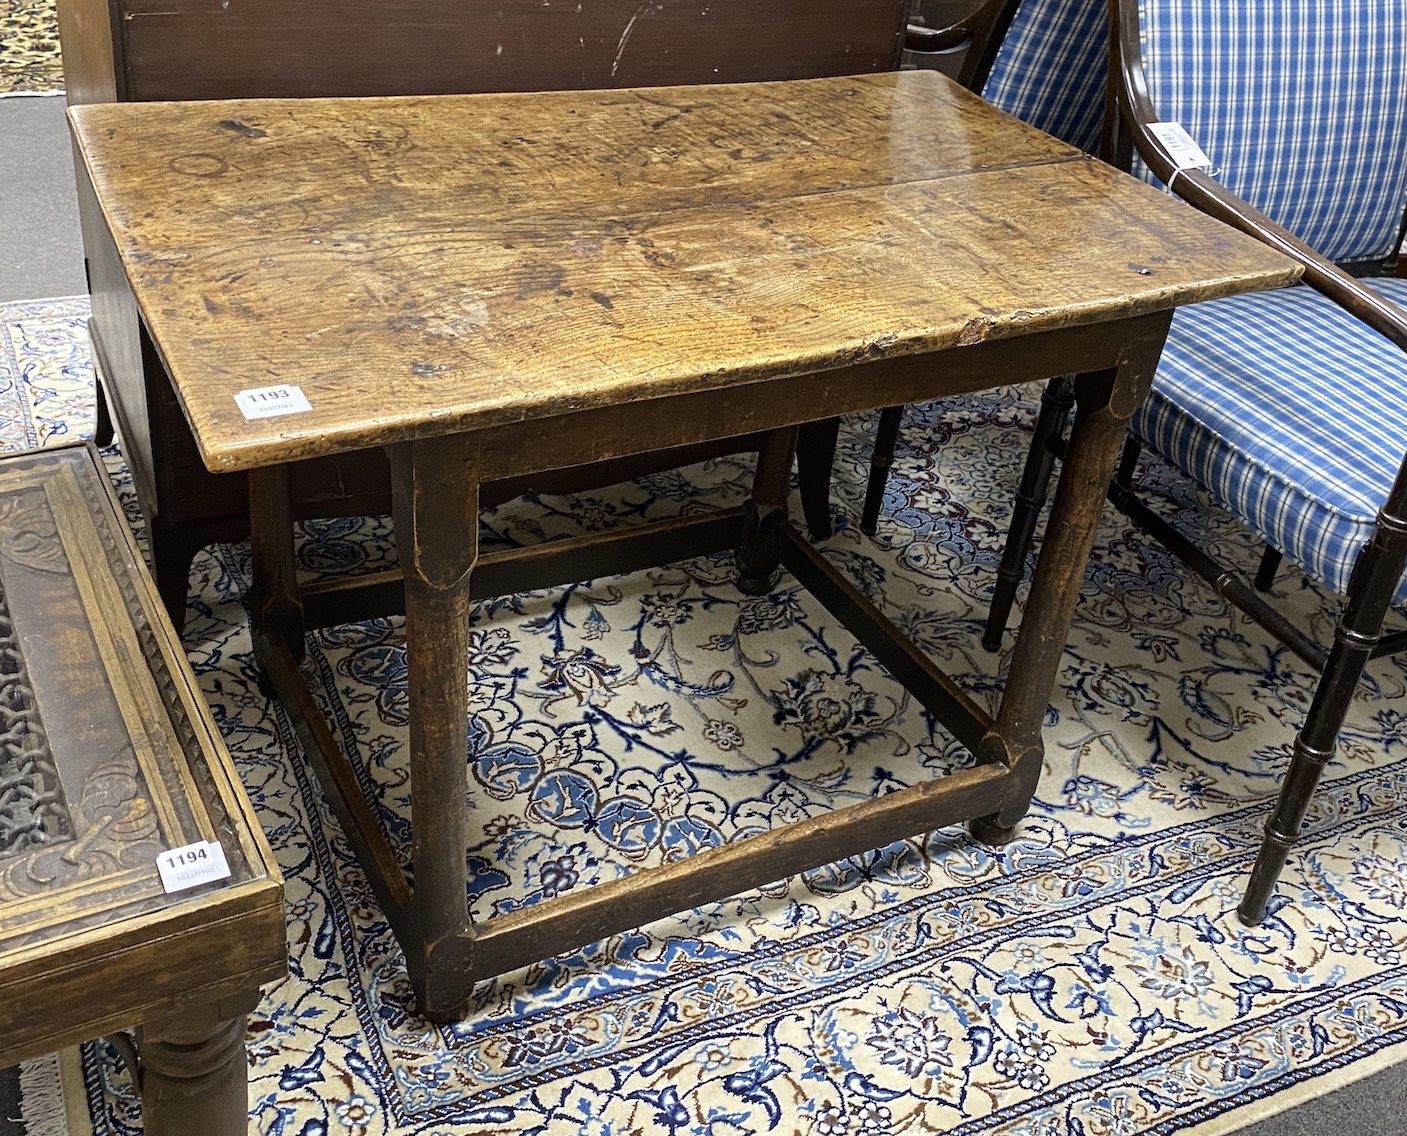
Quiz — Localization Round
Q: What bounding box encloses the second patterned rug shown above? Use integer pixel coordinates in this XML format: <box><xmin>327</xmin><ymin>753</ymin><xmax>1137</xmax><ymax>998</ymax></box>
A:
<box><xmin>0</xmin><ymin>0</ymin><xmax>62</xmax><ymax>95</ymax></box>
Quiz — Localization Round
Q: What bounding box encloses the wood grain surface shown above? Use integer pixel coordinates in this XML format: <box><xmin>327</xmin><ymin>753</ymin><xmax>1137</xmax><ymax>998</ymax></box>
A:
<box><xmin>70</xmin><ymin>70</ymin><xmax>1298</xmax><ymax>471</ymax></box>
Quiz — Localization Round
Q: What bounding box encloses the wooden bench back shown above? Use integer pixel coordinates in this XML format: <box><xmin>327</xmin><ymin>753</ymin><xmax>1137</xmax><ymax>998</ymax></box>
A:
<box><xmin>108</xmin><ymin>0</ymin><xmax>909</xmax><ymax>101</ymax></box>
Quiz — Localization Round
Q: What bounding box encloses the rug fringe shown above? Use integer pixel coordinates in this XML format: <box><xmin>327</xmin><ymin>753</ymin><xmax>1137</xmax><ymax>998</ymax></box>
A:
<box><xmin>17</xmin><ymin>1054</ymin><xmax>68</xmax><ymax>1136</ymax></box>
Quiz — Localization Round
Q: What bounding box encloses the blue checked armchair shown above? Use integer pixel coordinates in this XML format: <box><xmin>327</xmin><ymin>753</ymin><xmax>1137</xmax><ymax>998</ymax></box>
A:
<box><xmin>986</xmin><ymin>0</ymin><xmax>1407</xmax><ymax>925</ymax></box>
<box><xmin>851</xmin><ymin>0</ymin><xmax>1109</xmax><ymax>535</ymax></box>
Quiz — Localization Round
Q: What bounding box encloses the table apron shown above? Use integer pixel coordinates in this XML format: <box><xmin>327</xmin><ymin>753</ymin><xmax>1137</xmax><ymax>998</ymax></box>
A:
<box><xmin>304</xmin><ymin>311</ymin><xmax>1169</xmax><ymax>483</ymax></box>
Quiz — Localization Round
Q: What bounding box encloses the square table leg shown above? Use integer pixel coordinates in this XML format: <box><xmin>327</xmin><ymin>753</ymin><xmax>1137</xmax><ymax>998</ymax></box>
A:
<box><xmin>248</xmin><ymin>464</ymin><xmax>305</xmax><ymax>685</ymax></box>
<box><xmin>385</xmin><ymin>436</ymin><xmax>481</xmax><ymax>1021</ymax></box>
<box><xmin>248</xmin><ymin>459</ymin><xmax>474</xmax><ymax>1021</ymax></box>
<box><xmin>737</xmin><ymin>425</ymin><xmax>801</xmax><ymax>594</ymax></box>
<box><xmin>971</xmin><ymin>324</ymin><xmax>1169</xmax><ymax>842</ymax></box>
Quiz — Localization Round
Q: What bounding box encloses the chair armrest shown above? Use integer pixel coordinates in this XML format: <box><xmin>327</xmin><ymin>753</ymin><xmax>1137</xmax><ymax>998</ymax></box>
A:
<box><xmin>1110</xmin><ymin>0</ymin><xmax>1407</xmax><ymax>354</ymax></box>
<box><xmin>905</xmin><ymin>20</ymin><xmax>971</xmax><ymax>52</ymax></box>
<box><xmin>905</xmin><ymin>0</ymin><xmax>1020</xmax><ymax>90</ymax></box>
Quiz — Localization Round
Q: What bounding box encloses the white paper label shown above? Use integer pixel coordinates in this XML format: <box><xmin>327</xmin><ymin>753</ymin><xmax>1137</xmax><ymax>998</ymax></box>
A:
<box><xmin>1148</xmin><ymin>122</ymin><xmax>1214</xmax><ymax>172</ymax></box>
<box><xmin>156</xmin><ymin>840</ymin><xmax>232</xmax><ymax>893</ymax></box>
<box><xmin>234</xmin><ymin>384</ymin><xmax>312</xmax><ymax>420</ymax></box>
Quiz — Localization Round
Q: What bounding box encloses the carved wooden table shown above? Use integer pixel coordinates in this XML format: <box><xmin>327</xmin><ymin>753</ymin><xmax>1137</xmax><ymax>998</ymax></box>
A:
<box><xmin>0</xmin><ymin>445</ymin><xmax>285</xmax><ymax>1134</ymax></box>
<box><xmin>69</xmin><ymin>71</ymin><xmax>1298</xmax><ymax>1021</ymax></box>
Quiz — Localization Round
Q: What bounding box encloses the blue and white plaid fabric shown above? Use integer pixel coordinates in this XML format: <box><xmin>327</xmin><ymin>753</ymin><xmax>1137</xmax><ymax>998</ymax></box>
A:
<box><xmin>1133</xmin><ymin>277</ymin><xmax>1407</xmax><ymax>603</ymax></box>
<box><xmin>982</xmin><ymin>0</ymin><xmax>1107</xmax><ymax>154</ymax></box>
<box><xmin>1138</xmin><ymin>0</ymin><xmax>1407</xmax><ymax>263</ymax></box>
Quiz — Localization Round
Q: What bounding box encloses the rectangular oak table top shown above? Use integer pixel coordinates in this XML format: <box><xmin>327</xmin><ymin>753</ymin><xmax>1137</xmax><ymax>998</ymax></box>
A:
<box><xmin>68</xmin><ymin>70</ymin><xmax>1298</xmax><ymax>475</ymax></box>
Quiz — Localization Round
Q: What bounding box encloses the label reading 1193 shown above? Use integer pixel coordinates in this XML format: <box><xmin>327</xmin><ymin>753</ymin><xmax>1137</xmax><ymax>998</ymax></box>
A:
<box><xmin>1148</xmin><ymin>121</ymin><xmax>1215</xmax><ymax>173</ymax></box>
<box><xmin>234</xmin><ymin>384</ymin><xmax>313</xmax><ymax>420</ymax></box>
<box><xmin>156</xmin><ymin>840</ymin><xmax>232</xmax><ymax>893</ymax></box>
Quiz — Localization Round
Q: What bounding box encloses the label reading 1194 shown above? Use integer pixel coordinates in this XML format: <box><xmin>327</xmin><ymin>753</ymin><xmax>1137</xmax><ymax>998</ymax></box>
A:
<box><xmin>156</xmin><ymin>840</ymin><xmax>232</xmax><ymax>893</ymax></box>
<box><xmin>234</xmin><ymin>384</ymin><xmax>313</xmax><ymax>420</ymax></box>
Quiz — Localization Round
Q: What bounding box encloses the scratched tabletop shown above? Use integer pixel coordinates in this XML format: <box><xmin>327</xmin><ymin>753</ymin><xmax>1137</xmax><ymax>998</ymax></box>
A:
<box><xmin>70</xmin><ymin>71</ymin><xmax>1297</xmax><ymax>472</ymax></box>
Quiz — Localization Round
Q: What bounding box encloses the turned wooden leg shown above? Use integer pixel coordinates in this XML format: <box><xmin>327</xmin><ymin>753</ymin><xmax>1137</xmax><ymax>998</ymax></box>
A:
<box><xmin>796</xmin><ymin>417</ymin><xmax>841</xmax><ymax>540</ymax></box>
<box><xmin>972</xmin><ymin>317</ymin><xmax>1169</xmax><ymax>844</ymax></box>
<box><xmin>983</xmin><ymin>375</ymin><xmax>1076</xmax><ymax>652</ymax></box>
<box><xmin>387</xmin><ymin>435</ymin><xmax>480</xmax><ymax>1021</ymax></box>
<box><xmin>1239</xmin><ymin>473</ymin><xmax>1407</xmax><ymax>924</ymax></box>
<box><xmin>136</xmin><ymin>1002</ymin><xmax>253</xmax><ymax>1136</ymax></box>
<box><xmin>860</xmin><ymin>404</ymin><xmax>904</xmax><ymax>536</ymax></box>
<box><xmin>736</xmin><ymin>426</ymin><xmax>800</xmax><ymax>595</ymax></box>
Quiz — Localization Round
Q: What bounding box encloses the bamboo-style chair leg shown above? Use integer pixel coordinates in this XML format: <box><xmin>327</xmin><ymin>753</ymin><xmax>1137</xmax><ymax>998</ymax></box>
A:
<box><xmin>1239</xmin><ymin>473</ymin><xmax>1407</xmax><ymax>924</ymax></box>
<box><xmin>1254</xmin><ymin>545</ymin><xmax>1283</xmax><ymax>591</ymax></box>
<box><xmin>860</xmin><ymin>405</ymin><xmax>906</xmax><ymax>535</ymax></box>
<box><xmin>982</xmin><ymin>375</ymin><xmax>1078</xmax><ymax>651</ymax></box>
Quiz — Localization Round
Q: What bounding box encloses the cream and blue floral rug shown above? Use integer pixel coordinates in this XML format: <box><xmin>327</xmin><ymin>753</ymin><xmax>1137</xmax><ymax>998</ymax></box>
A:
<box><xmin>6</xmin><ymin>294</ymin><xmax>1407</xmax><ymax>1135</ymax></box>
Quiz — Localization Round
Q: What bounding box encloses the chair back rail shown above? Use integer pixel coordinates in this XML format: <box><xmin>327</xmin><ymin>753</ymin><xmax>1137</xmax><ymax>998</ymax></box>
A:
<box><xmin>1112</xmin><ymin>0</ymin><xmax>1407</xmax><ymax>351</ymax></box>
<box><xmin>951</xmin><ymin>0</ymin><xmax>1025</xmax><ymax>90</ymax></box>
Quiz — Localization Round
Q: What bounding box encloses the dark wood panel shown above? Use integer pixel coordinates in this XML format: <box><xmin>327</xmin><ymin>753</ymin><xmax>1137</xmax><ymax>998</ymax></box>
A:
<box><xmin>121</xmin><ymin>0</ymin><xmax>908</xmax><ymax>101</ymax></box>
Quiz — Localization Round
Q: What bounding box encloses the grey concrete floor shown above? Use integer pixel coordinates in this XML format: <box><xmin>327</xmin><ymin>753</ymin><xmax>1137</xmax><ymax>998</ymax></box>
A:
<box><xmin>1</xmin><ymin>89</ymin><xmax>1405</xmax><ymax>1136</ymax></box>
<box><xmin>0</xmin><ymin>93</ymin><xmax>86</xmax><ymax>301</ymax></box>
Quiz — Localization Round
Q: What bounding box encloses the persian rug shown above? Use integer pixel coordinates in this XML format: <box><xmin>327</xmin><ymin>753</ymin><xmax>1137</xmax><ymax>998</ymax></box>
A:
<box><xmin>0</xmin><ymin>0</ymin><xmax>62</xmax><ymax>95</ymax></box>
<box><xmin>5</xmin><ymin>294</ymin><xmax>1407</xmax><ymax>1135</ymax></box>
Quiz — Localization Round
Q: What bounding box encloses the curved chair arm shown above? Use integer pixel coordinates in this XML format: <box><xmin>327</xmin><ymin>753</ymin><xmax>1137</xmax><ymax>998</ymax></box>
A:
<box><xmin>905</xmin><ymin>19</ymin><xmax>973</xmax><ymax>51</ymax></box>
<box><xmin>906</xmin><ymin>0</ymin><xmax>1021</xmax><ymax>90</ymax></box>
<box><xmin>1111</xmin><ymin>0</ymin><xmax>1407</xmax><ymax>356</ymax></box>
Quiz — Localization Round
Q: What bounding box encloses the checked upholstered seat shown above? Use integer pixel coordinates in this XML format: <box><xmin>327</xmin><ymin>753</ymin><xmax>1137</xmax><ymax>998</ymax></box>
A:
<box><xmin>1126</xmin><ymin>0</ymin><xmax>1407</xmax><ymax>605</ymax></box>
<box><xmin>1136</xmin><ymin>277</ymin><xmax>1407</xmax><ymax>604</ymax></box>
